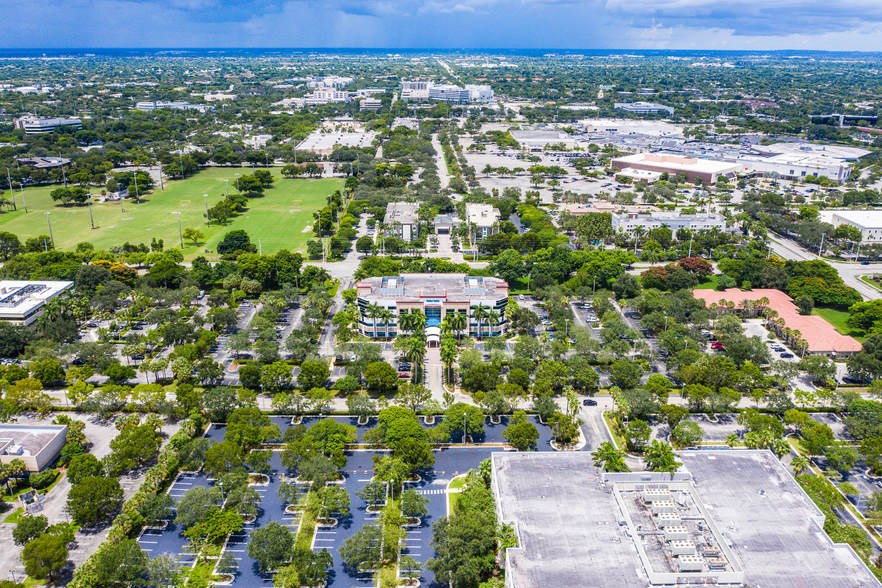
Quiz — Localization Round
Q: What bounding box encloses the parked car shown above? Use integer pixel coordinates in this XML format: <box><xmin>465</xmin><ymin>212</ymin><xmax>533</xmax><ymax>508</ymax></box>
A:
<box><xmin>780</xmin><ymin>353</ymin><xmax>795</xmax><ymax>358</ymax></box>
<box><xmin>582</xmin><ymin>399</ymin><xmax>598</xmax><ymax>406</ymax></box>
<box><xmin>132</xmin><ymin>354</ymin><xmax>145</xmax><ymax>360</ymax></box>
<box><xmin>398</xmin><ymin>373</ymin><xmax>411</xmax><ymax>379</ymax></box>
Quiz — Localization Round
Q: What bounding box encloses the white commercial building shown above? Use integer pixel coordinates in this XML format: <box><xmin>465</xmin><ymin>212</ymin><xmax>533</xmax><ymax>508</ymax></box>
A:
<box><xmin>615</xmin><ymin>102</ymin><xmax>676</xmax><ymax>115</ymax></box>
<box><xmin>400</xmin><ymin>81</ymin><xmax>493</xmax><ymax>104</ymax></box>
<box><xmin>295</xmin><ymin>131</ymin><xmax>378</xmax><ymax>155</ymax></box>
<box><xmin>732</xmin><ymin>143</ymin><xmax>869</xmax><ymax>183</ymax></box>
<box><xmin>303</xmin><ymin>90</ymin><xmax>351</xmax><ymax>106</ymax></box>
<box><xmin>135</xmin><ymin>101</ymin><xmax>211</xmax><ymax>114</ymax></box>
<box><xmin>13</xmin><ymin>116</ymin><xmax>82</xmax><ymax>135</ymax></box>
<box><xmin>831</xmin><ymin>211</ymin><xmax>882</xmax><ymax>243</ymax></box>
<box><xmin>359</xmin><ymin>98</ymin><xmax>383</xmax><ymax>111</ymax></box>
<box><xmin>0</xmin><ymin>281</ymin><xmax>74</xmax><ymax>326</ymax></box>
<box><xmin>509</xmin><ymin>129</ymin><xmax>577</xmax><ymax>151</ymax></box>
<box><xmin>384</xmin><ymin>202</ymin><xmax>419</xmax><ymax>241</ymax></box>
<box><xmin>611</xmin><ymin>212</ymin><xmax>734</xmax><ymax>235</ymax></box>
<box><xmin>465</xmin><ymin>203</ymin><xmax>502</xmax><ymax>239</ymax></box>
<box><xmin>306</xmin><ymin>76</ymin><xmax>354</xmax><ymax>89</ymax></box>
<box><xmin>612</xmin><ymin>153</ymin><xmax>741</xmax><ymax>185</ymax></box>
<box><xmin>0</xmin><ymin>424</ymin><xmax>68</xmax><ymax>472</ymax></box>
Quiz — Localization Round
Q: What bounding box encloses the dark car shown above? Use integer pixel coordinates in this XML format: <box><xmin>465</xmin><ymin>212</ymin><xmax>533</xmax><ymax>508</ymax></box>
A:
<box><xmin>132</xmin><ymin>354</ymin><xmax>145</xmax><ymax>360</ymax></box>
<box><xmin>780</xmin><ymin>353</ymin><xmax>795</xmax><ymax>358</ymax></box>
<box><xmin>131</xmin><ymin>325</ymin><xmax>143</xmax><ymax>330</ymax></box>
<box><xmin>72</xmin><ymin>358</ymin><xmax>86</xmax><ymax>366</ymax></box>
<box><xmin>861</xmin><ymin>261</ymin><xmax>870</xmax><ymax>265</ymax></box>
<box><xmin>843</xmin><ymin>376</ymin><xmax>861</xmax><ymax>385</ymax></box>
<box><xmin>582</xmin><ymin>399</ymin><xmax>597</xmax><ymax>406</ymax></box>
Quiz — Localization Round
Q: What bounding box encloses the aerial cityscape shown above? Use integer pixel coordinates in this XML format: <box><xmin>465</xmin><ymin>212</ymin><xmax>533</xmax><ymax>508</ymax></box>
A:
<box><xmin>2</xmin><ymin>24</ymin><xmax>882</xmax><ymax>588</ymax></box>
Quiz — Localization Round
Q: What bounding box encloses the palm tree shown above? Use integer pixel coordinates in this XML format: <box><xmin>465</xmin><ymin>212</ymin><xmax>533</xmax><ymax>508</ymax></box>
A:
<box><xmin>410</xmin><ymin>309</ymin><xmax>427</xmax><ymax>337</ymax></box>
<box><xmin>644</xmin><ymin>249</ymin><xmax>662</xmax><ymax>265</ymax></box>
<box><xmin>644</xmin><ymin>440</ymin><xmax>681</xmax><ymax>476</ymax></box>
<box><xmin>486</xmin><ymin>309</ymin><xmax>501</xmax><ymax>338</ymax></box>
<box><xmin>472</xmin><ymin>305</ymin><xmax>489</xmax><ymax>340</ymax></box>
<box><xmin>367</xmin><ymin>302</ymin><xmax>382</xmax><ymax>339</ymax></box>
<box><xmin>405</xmin><ymin>338</ymin><xmax>427</xmax><ymax>384</ymax></box>
<box><xmin>791</xmin><ymin>455</ymin><xmax>810</xmax><ymax>475</ymax></box>
<box><xmin>447</xmin><ymin>312</ymin><xmax>467</xmax><ymax>342</ymax></box>
<box><xmin>440</xmin><ymin>340</ymin><xmax>458</xmax><ymax>385</ymax></box>
<box><xmin>591</xmin><ymin>442</ymin><xmax>629</xmax><ymax>472</ymax></box>
<box><xmin>379</xmin><ymin>308</ymin><xmax>394</xmax><ymax>339</ymax></box>
<box><xmin>725</xmin><ymin>433</ymin><xmax>739</xmax><ymax>448</ymax></box>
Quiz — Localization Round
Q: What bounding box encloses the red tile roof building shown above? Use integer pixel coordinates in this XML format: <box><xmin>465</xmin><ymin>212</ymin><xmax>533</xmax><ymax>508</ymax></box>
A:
<box><xmin>695</xmin><ymin>288</ymin><xmax>862</xmax><ymax>357</ymax></box>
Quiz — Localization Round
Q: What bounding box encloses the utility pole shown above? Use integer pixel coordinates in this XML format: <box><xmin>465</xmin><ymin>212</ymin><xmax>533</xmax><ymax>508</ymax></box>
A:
<box><xmin>62</xmin><ymin>164</ymin><xmax>67</xmax><ymax>187</ymax></box>
<box><xmin>45</xmin><ymin>212</ymin><xmax>54</xmax><ymax>248</ymax></box>
<box><xmin>818</xmin><ymin>233</ymin><xmax>825</xmax><ymax>256</ymax></box>
<box><xmin>134</xmin><ymin>174</ymin><xmax>140</xmax><ymax>203</ymax></box>
<box><xmin>173</xmin><ymin>212</ymin><xmax>183</xmax><ymax>249</ymax></box>
<box><xmin>225</xmin><ymin>179</ymin><xmax>229</xmax><ymax>200</ymax></box>
<box><xmin>88</xmin><ymin>201</ymin><xmax>94</xmax><ymax>229</ymax></box>
<box><xmin>159</xmin><ymin>163</ymin><xmax>164</xmax><ymax>191</ymax></box>
<box><xmin>204</xmin><ymin>194</ymin><xmax>209</xmax><ymax>226</ymax></box>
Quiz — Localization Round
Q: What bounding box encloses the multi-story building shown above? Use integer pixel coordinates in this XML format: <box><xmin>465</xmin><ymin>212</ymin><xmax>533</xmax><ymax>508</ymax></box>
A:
<box><xmin>429</xmin><ymin>84</ymin><xmax>470</xmax><ymax>103</ymax></box>
<box><xmin>13</xmin><ymin>116</ymin><xmax>82</xmax><ymax>135</ymax></box>
<box><xmin>135</xmin><ymin>101</ymin><xmax>211</xmax><ymax>114</ymax></box>
<box><xmin>302</xmin><ymin>90</ymin><xmax>351</xmax><ymax>106</ymax></box>
<box><xmin>384</xmin><ymin>202</ymin><xmax>419</xmax><ymax>241</ymax></box>
<box><xmin>614</xmin><ymin>101</ymin><xmax>676</xmax><ymax>115</ymax></box>
<box><xmin>306</xmin><ymin>76</ymin><xmax>354</xmax><ymax>89</ymax></box>
<box><xmin>465</xmin><ymin>203</ymin><xmax>501</xmax><ymax>239</ymax></box>
<box><xmin>359</xmin><ymin>98</ymin><xmax>383</xmax><ymax>111</ymax></box>
<box><xmin>831</xmin><ymin>211</ymin><xmax>882</xmax><ymax>243</ymax></box>
<box><xmin>401</xmin><ymin>81</ymin><xmax>493</xmax><ymax>104</ymax></box>
<box><xmin>0</xmin><ymin>281</ymin><xmax>74</xmax><ymax>326</ymax></box>
<box><xmin>355</xmin><ymin>274</ymin><xmax>509</xmax><ymax>339</ymax></box>
<box><xmin>611</xmin><ymin>212</ymin><xmax>734</xmax><ymax>234</ymax></box>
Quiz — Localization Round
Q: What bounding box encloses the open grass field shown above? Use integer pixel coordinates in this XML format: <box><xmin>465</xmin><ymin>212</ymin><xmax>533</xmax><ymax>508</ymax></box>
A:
<box><xmin>0</xmin><ymin>168</ymin><xmax>339</xmax><ymax>260</ymax></box>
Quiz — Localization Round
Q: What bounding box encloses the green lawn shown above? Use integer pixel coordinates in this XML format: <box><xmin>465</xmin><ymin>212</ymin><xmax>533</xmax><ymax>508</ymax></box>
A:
<box><xmin>0</xmin><ymin>168</ymin><xmax>338</xmax><ymax>260</ymax></box>
<box><xmin>813</xmin><ymin>306</ymin><xmax>865</xmax><ymax>342</ymax></box>
<box><xmin>694</xmin><ymin>275</ymin><xmax>720</xmax><ymax>290</ymax></box>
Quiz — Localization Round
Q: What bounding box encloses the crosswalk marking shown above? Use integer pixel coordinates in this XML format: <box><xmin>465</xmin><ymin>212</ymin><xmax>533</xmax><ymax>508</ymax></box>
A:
<box><xmin>416</xmin><ymin>489</ymin><xmax>447</xmax><ymax>495</ymax></box>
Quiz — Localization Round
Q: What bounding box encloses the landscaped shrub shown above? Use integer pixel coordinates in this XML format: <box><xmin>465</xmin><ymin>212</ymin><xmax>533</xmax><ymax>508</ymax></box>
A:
<box><xmin>28</xmin><ymin>469</ymin><xmax>58</xmax><ymax>490</ymax></box>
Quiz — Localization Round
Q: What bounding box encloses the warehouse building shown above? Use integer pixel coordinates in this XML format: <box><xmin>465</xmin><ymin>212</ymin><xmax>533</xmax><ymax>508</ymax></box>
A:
<box><xmin>612</xmin><ymin>153</ymin><xmax>742</xmax><ymax>185</ymax></box>
<box><xmin>611</xmin><ymin>211</ymin><xmax>734</xmax><ymax>234</ymax></box>
<box><xmin>355</xmin><ymin>274</ymin><xmax>508</xmax><ymax>338</ymax></box>
<box><xmin>830</xmin><ymin>211</ymin><xmax>882</xmax><ymax>243</ymax></box>
<box><xmin>492</xmin><ymin>451</ymin><xmax>881</xmax><ymax>588</ymax></box>
<box><xmin>0</xmin><ymin>424</ymin><xmax>68</xmax><ymax>472</ymax></box>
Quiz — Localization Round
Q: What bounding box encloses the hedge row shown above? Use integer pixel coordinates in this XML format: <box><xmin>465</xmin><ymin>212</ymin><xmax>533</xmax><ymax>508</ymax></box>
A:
<box><xmin>67</xmin><ymin>418</ymin><xmax>200</xmax><ymax>588</ymax></box>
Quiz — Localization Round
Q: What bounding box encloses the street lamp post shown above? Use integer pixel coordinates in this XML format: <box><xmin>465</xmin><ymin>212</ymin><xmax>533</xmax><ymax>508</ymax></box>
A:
<box><xmin>225</xmin><ymin>179</ymin><xmax>229</xmax><ymax>200</ymax></box>
<box><xmin>236</xmin><ymin>173</ymin><xmax>240</xmax><ymax>193</ymax></box>
<box><xmin>45</xmin><ymin>212</ymin><xmax>54</xmax><ymax>248</ymax></box>
<box><xmin>565</xmin><ymin>318</ymin><xmax>570</xmax><ymax>338</ymax></box>
<box><xmin>133</xmin><ymin>174</ymin><xmax>140</xmax><ymax>203</ymax></box>
<box><xmin>88</xmin><ymin>200</ymin><xmax>95</xmax><ymax>229</ymax></box>
<box><xmin>463</xmin><ymin>413</ymin><xmax>467</xmax><ymax>445</ymax></box>
<box><xmin>204</xmin><ymin>194</ymin><xmax>209</xmax><ymax>226</ymax></box>
<box><xmin>173</xmin><ymin>212</ymin><xmax>183</xmax><ymax>249</ymax></box>
<box><xmin>7</xmin><ymin>168</ymin><xmax>17</xmax><ymax>210</ymax></box>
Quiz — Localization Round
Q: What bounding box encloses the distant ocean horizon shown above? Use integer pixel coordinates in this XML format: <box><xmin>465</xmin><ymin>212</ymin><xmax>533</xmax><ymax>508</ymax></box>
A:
<box><xmin>0</xmin><ymin>48</ymin><xmax>880</xmax><ymax>59</ymax></box>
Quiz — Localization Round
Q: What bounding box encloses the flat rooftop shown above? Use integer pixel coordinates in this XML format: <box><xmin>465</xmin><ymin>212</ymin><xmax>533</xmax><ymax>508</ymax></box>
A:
<box><xmin>614</xmin><ymin>152</ymin><xmax>741</xmax><ymax>174</ymax></box>
<box><xmin>0</xmin><ymin>424</ymin><xmax>66</xmax><ymax>457</ymax></box>
<box><xmin>679</xmin><ymin>451</ymin><xmax>880</xmax><ymax>588</ymax></box>
<box><xmin>384</xmin><ymin>201</ymin><xmax>417</xmax><ymax>225</ymax></box>
<box><xmin>510</xmin><ymin>129</ymin><xmax>575</xmax><ymax>142</ymax></box>
<box><xmin>492</xmin><ymin>451</ymin><xmax>881</xmax><ymax>588</ymax></box>
<box><xmin>0</xmin><ymin>280</ymin><xmax>73</xmax><ymax>313</ymax></box>
<box><xmin>833</xmin><ymin>210</ymin><xmax>882</xmax><ymax>229</ymax></box>
<box><xmin>294</xmin><ymin>130</ymin><xmax>377</xmax><ymax>152</ymax></box>
<box><xmin>356</xmin><ymin>273</ymin><xmax>508</xmax><ymax>303</ymax></box>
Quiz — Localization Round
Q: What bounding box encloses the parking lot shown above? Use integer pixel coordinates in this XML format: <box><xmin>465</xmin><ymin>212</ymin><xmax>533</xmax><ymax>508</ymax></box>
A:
<box><xmin>153</xmin><ymin>414</ymin><xmax>581</xmax><ymax>587</ymax></box>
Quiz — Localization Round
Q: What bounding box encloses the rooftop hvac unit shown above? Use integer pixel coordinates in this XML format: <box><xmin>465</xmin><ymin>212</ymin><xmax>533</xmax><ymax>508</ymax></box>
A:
<box><xmin>7</xmin><ymin>444</ymin><xmax>23</xmax><ymax>455</ymax></box>
<box><xmin>651</xmin><ymin>500</ymin><xmax>676</xmax><ymax>514</ymax></box>
<box><xmin>702</xmin><ymin>546</ymin><xmax>721</xmax><ymax>558</ymax></box>
<box><xmin>677</xmin><ymin>555</ymin><xmax>704</xmax><ymax>572</ymax></box>
<box><xmin>663</xmin><ymin>526</ymin><xmax>689</xmax><ymax>542</ymax></box>
<box><xmin>670</xmin><ymin>540</ymin><xmax>696</xmax><ymax>556</ymax></box>
<box><xmin>657</xmin><ymin>513</ymin><xmax>682</xmax><ymax>527</ymax></box>
<box><xmin>643</xmin><ymin>489</ymin><xmax>671</xmax><ymax>502</ymax></box>
<box><xmin>706</xmin><ymin>558</ymin><xmax>727</xmax><ymax>570</ymax></box>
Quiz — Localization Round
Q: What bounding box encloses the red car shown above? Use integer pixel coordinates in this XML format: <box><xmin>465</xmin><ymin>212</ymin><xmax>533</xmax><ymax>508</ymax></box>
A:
<box><xmin>711</xmin><ymin>342</ymin><xmax>724</xmax><ymax>350</ymax></box>
<box><xmin>398</xmin><ymin>373</ymin><xmax>411</xmax><ymax>378</ymax></box>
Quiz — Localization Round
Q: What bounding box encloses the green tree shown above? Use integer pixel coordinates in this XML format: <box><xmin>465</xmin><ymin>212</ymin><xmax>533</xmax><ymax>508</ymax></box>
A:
<box><xmin>364</xmin><ymin>361</ymin><xmax>398</xmax><ymax>391</ymax></box>
<box><xmin>502</xmin><ymin>411</ymin><xmax>539</xmax><ymax>451</ymax></box>
<box><xmin>66</xmin><ymin>476</ymin><xmax>124</xmax><ymax>526</ymax></box>
<box><xmin>248</xmin><ymin>522</ymin><xmax>295</xmax><ymax>573</ymax></box>
<box><xmin>339</xmin><ymin>524</ymin><xmax>382</xmax><ymax>573</ymax></box>
<box><xmin>13</xmin><ymin>515</ymin><xmax>49</xmax><ymax>546</ymax></box>
<box><xmin>297</xmin><ymin>359</ymin><xmax>330</xmax><ymax>391</ymax></box>
<box><xmin>609</xmin><ymin>359</ymin><xmax>643</xmax><ymax>390</ymax></box>
<box><xmin>591</xmin><ymin>441</ymin><xmax>629</xmax><ymax>472</ymax></box>
<box><xmin>20</xmin><ymin>533</ymin><xmax>68</xmax><ymax>581</ymax></box>
<box><xmin>67</xmin><ymin>453</ymin><xmax>105</xmax><ymax>485</ymax></box>
<box><xmin>443</xmin><ymin>402</ymin><xmax>485</xmax><ymax>442</ymax></box>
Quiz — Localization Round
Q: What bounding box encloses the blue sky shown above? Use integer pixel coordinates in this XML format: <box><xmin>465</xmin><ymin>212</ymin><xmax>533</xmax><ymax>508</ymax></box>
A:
<box><xmin>7</xmin><ymin>0</ymin><xmax>882</xmax><ymax>50</ymax></box>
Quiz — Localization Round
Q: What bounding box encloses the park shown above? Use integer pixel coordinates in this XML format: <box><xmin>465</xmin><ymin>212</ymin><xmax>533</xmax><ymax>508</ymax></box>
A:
<box><xmin>0</xmin><ymin>168</ymin><xmax>338</xmax><ymax>259</ymax></box>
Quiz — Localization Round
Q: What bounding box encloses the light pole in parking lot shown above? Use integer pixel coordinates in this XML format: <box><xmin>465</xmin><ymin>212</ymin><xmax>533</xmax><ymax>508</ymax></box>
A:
<box><xmin>564</xmin><ymin>318</ymin><xmax>570</xmax><ymax>338</ymax></box>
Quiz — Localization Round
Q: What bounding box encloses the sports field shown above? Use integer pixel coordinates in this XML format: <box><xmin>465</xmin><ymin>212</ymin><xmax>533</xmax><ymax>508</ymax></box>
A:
<box><xmin>0</xmin><ymin>168</ymin><xmax>339</xmax><ymax>259</ymax></box>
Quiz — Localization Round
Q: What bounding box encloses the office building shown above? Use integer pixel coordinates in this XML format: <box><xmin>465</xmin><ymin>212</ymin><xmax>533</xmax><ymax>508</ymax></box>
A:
<box><xmin>359</xmin><ymin>98</ymin><xmax>383</xmax><ymax>111</ymax></box>
<box><xmin>564</xmin><ymin>201</ymin><xmax>660</xmax><ymax>216</ymax></box>
<box><xmin>611</xmin><ymin>211</ymin><xmax>733</xmax><ymax>234</ymax></box>
<box><xmin>306</xmin><ymin>76</ymin><xmax>354</xmax><ymax>89</ymax></box>
<box><xmin>0</xmin><ymin>424</ymin><xmax>68</xmax><ymax>472</ymax></box>
<box><xmin>492</xmin><ymin>451</ymin><xmax>881</xmax><ymax>588</ymax></box>
<box><xmin>612</xmin><ymin>153</ymin><xmax>741</xmax><ymax>185</ymax></box>
<box><xmin>302</xmin><ymin>90</ymin><xmax>351</xmax><ymax>106</ymax></box>
<box><xmin>509</xmin><ymin>129</ymin><xmax>576</xmax><ymax>151</ymax></box>
<box><xmin>13</xmin><ymin>116</ymin><xmax>83</xmax><ymax>135</ymax></box>
<box><xmin>732</xmin><ymin>143</ymin><xmax>869</xmax><ymax>183</ymax></box>
<box><xmin>0</xmin><ymin>281</ymin><xmax>74</xmax><ymax>326</ymax></box>
<box><xmin>14</xmin><ymin>157</ymin><xmax>71</xmax><ymax>170</ymax></box>
<box><xmin>355</xmin><ymin>274</ymin><xmax>509</xmax><ymax>338</ymax></box>
<box><xmin>831</xmin><ymin>211</ymin><xmax>882</xmax><ymax>243</ymax></box>
<box><xmin>384</xmin><ymin>202</ymin><xmax>419</xmax><ymax>241</ymax></box>
<box><xmin>400</xmin><ymin>81</ymin><xmax>493</xmax><ymax>104</ymax></box>
<box><xmin>465</xmin><ymin>203</ymin><xmax>501</xmax><ymax>239</ymax></box>
<box><xmin>614</xmin><ymin>101</ymin><xmax>676</xmax><ymax>115</ymax></box>
<box><xmin>698</xmin><ymin>289</ymin><xmax>862</xmax><ymax>357</ymax></box>
<box><xmin>135</xmin><ymin>101</ymin><xmax>211</xmax><ymax>114</ymax></box>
